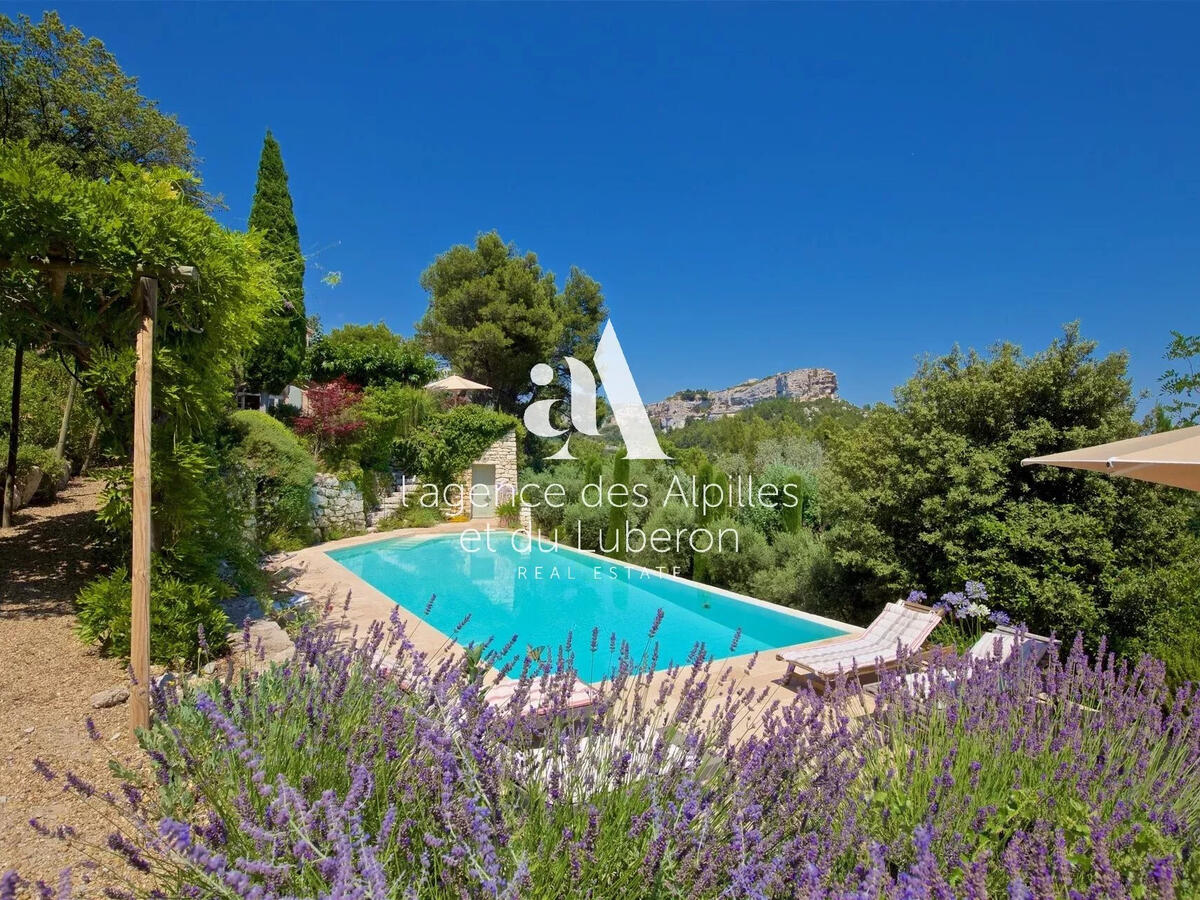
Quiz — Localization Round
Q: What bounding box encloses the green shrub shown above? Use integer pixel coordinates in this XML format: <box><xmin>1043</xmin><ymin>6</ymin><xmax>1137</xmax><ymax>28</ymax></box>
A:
<box><xmin>268</xmin><ymin>402</ymin><xmax>302</xmax><ymax>425</ymax></box>
<box><xmin>6</xmin><ymin>444</ymin><xmax>48</xmax><ymax>477</ymax></box>
<box><xmin>95</xmin><ymin>442</ymin><xmax>259</xmax><ymax>597</ymax></box>
<box><xmin>76</xmin><ymin>568</ymin><xmax>230</xmax><ymax>668</ymax></box>
<box><xmin>0</xmin><ymin>346</ymin><xmax>99</xmax><ymax>464</ymax></box>
<box><xmin>410</xmin><ymin>405</ymin><xmax>519</xmax><ymax>483</ymax></box>
<box><xmin>32</xmin><ymin>449</ymin><xmax>69</xmax><ymax>500</ymax></box>
<box><xmin>697</xmin><ymin>516</ymin><xmax>771</xmax><ymax>594</ymax></box>
<box><xmin>358</xmin><ymin>468</ymin><xmax>395</xmax><ymax>512</ymax></box>
<box><xmin>373</xmin><ymin>505</ymin><xmax>444</xmax><ymax>531</ymax></box>
<box><xmin>1113</xmin><ymin>561</ymin><xmax>1200</xmax><ymax>687</ymax></box>
<box><xmin>746</xmin><ymin>529</ymin><xmax>840</xmax><ymax>614</ymax></box>
<box><xmin>305</xmin><ymin>322</ymin><xmax>438</xmax><ymax>388</ymax></box>
<box><xmin>4</xmin><ymin>444</ymin><xmax>68</xmax><ymax>501</ymax></box>
<box><xmin>322</xmin><ymin>523</ymin><xmax>368</xmax><ymax>541</ymax></box>
<box><xmin>227</xmin><ymin>410</ymin><xmax>315</xmax><ymax>544</ymax></box>
<box><xmin>496</xmin><ymin>497</ymin><xmax>521</xmax><ymax>528</ymax></box>
<box><xmin>354</xmin><ymin>383</ymin><xmax>436</xmax><ymax>471</ymax></box>
<box><xmin>622</xmin><ymin>503</ymin><xmax>696</xmax><ymax>576</ymax></box>
<box><xmin>263</xmin><ymin>529</ymin><xmax>312</xmax><ymax>554</ymax></box>
<box><xmin>559</xmin><ymin>500</ymin><xmax>609</xmax><ymax>552</ymax></box>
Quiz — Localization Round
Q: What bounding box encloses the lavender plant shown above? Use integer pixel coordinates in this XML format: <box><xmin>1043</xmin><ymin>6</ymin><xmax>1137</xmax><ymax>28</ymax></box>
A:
<box><xmin>5</xmin><ymin>603</ymin><xmax>1198</xmax><ymax>898</ymax></box>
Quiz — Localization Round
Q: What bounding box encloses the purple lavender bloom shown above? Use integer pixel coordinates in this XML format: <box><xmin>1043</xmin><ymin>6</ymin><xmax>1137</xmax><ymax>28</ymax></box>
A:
<box><xmin>649</xmin><ymin>608</ymin><xmax>665</xmax><ymax>639</ymax></box>
<box><xmin>14</xmin><ymin>598</ymin><xmax>1194</xmax><ymax>899</ymax></box>
<box><xmin>64</xmin><ymin>772</ymin><xmax>95</xmax><ymax>798</ymax></box>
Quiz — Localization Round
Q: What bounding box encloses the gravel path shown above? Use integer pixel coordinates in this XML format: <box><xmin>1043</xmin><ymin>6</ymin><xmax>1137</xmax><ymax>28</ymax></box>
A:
<box><xmin>0</xmin><ymin>478</ymin><xmax>143</xmax><ymax>887</ymax></box>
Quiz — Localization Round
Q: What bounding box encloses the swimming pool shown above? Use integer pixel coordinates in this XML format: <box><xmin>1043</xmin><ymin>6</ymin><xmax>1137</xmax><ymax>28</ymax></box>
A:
<box><xmin>326</xmin><ymin>532</ymin><xmax>850</xmax><ymax>676</ymax></box>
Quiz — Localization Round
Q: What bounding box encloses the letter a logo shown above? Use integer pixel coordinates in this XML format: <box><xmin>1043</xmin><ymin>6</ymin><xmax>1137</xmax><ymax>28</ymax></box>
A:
<box><xmin>524</xmin><ymin>321</ymin><xmax>669</xmax><ymax>460</ymax></box>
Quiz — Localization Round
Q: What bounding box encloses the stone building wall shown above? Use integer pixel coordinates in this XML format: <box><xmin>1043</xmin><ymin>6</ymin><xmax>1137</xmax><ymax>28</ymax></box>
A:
<box><xmin>444</xmin><ymin>430</ymin><xmax>519</xmax><ymax>520</ymax></box>
<box><xmin>310</xmin><ymin>431</ymin><xmax>518</xmax><ymax>533</ymax></box>
<box><xmin>310</xmin><ymin>473</ymin><xmax>366</xmax><ymax>536</ymax></box>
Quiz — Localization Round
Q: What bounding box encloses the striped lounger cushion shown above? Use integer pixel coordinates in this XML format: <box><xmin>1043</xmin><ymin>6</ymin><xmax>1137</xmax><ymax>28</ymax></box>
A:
<box><xmin>484</xmin><ymin>678</ymin><xmax>597</xmax><ymax>715</ymax></box>
<box><xmin>780</xmin><ymin>602</ymin><xmax>940</xmax><ymax>674</ymax></box>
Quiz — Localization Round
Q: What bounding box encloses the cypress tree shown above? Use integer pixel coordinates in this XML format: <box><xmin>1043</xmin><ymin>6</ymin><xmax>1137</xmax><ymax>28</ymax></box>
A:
<box><xmin>692</xmin><ymin>461</ymin><xmax>723</xmax><ymax>583</ymax></box>
<box><xmin>606</xmin><ymin>452</ymin><xmax>631</xmax><ymax>559</ymax></box>
<box><xmin>244</xmin><ymin>130</ymin><xmax>306</xmax><ymax>394</ymax></box>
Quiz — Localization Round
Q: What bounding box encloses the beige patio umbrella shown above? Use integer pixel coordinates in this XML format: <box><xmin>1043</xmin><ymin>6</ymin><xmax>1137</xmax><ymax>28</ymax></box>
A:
<box><xmin>1021</xmin><ymin>424</ymin><xmax>1200</xmax><ymax>492</ymax></box>
<box><xmin>426</xmin><ymin>375</ymin><xmax>492</xmax><ymax>392</ymax></box>
<box><xmin>425</xmin><ymin>375</ymin><xmax>492</xmax><ymax>407</ymax></box>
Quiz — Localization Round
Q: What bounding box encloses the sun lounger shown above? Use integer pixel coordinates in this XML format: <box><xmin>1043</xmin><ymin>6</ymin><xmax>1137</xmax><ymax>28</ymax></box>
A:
<box><xmin>484</xmin><ymin>676</ymin><xmax>598</xmax><ymax>718</ymax></box>
<box><xmin>377</xmin><ymin>649</ymin><xmax>598</xmax><ymax>721</ymax></box>
<box><xmin>887</xmin><ymin>625</ymin><xmax>1057</xmax><ymax>699</ymax></box>
<box><xmin>778</xmin><ymin>600</ymin><xmax>943</xmax><ymax>686</ymax></box>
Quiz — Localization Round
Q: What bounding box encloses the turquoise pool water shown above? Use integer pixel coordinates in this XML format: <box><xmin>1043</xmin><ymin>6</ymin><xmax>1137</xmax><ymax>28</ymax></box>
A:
<box><xmin>326</xmin><ymin>533</ymin><xmax>848</xmax><ymax>676</ymax></box>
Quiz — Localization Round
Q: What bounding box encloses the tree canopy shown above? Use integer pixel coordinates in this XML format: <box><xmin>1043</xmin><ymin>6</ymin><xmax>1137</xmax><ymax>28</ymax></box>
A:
<box><xmin>417</xmin><ymin>232</ymin><xmax>608</xmax><ymax>413</ymax></box>
<box><xmin>243</xmin><ymin>130</ymin><xmax>307</xmax><ymax>394</ymax></box>
<box><xmin>0</xmin><ymin>143</ymin><xmax>277</xmax><ymax>422</ymax></box>
<box><xmin>0</xmin><ymin>142</ymin><xmax>278</xmax><ymax>587</ymax></box>
<box><xmin>1161</xmin><ymin>330</ymin><xmax>1200</xmax><ymax>426</ymax></box>
<box><xmin>822</xmin><ymin>324</ymin><xmax>1200</xmax><ymax>643</ymax></box>
<box><xmin>306</xmin><ymin>322</ymin><xmax>437</xmax><ymax>388</ymax></box>
<box><xmin>0</xmin><ymin>12</ymin><xmax>194</xmax><ymax>178</ymax></box>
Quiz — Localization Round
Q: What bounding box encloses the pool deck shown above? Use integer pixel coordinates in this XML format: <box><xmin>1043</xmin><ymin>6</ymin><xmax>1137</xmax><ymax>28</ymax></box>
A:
<box><xmin>272</xmin><ymin>521</ymin><xmax>873</xmax><ymax>724</ymax></box>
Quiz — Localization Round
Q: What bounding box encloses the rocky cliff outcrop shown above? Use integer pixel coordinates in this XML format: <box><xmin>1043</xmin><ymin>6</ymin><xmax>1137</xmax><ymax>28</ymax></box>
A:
<box><xmin>648</xmin><ymin>368</ymin><xmax>838</xmax><ymax>429</ymax></box>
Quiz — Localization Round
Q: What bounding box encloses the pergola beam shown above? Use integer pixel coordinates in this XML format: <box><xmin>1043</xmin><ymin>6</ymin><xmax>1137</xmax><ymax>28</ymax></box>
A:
<box><xmin>0</xmin><ymin>258</ymin><xmax>198</xmax><ymax>280</ymax></box>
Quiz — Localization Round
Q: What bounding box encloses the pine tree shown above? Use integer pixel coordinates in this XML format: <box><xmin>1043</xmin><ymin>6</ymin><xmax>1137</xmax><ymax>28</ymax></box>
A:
<box><xmin>244</xmin><ymin>130</ymin><xmax>306</xmax><ymax>394</ymax></box>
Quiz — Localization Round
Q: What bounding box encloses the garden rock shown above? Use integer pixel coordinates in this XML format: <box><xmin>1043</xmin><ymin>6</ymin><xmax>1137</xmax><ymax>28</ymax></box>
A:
<box><xmin>14</xmin><ymin>467</ymin><xmax>42</xmax><ymax>510</ymax></box>
<box><xmin>154</xmin><ymin>671</ymin><xmax>177</xmax><ymax>691</ymax></box>
<box><xmin>221</xmin><ymin>594</ymin><xmax>266</xmax><ymax>627</ymax></box>
<box><xmin>267</xmin><ymin>646</ymin><xmax>295</xmax><ymax>665</ymax></box>
<box><xmin>227</xmin><ymin>618</ymin><xmax>294</xmax><ymax>658</ymax></box>
<box><xmin>89</xmin><ymin>686</ymin><xmax>129</xmax><ymax>709</ymax></box>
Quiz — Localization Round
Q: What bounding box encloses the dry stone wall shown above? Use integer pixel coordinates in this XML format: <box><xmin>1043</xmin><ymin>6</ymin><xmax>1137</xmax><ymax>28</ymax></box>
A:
<box><xmin>310</xmin><ymin>431</ymin><xmax>519</xmax><ymax>532</ymax></box>
<box><xmin>310</xmin><ymin>473</ymin><xmax>366</xmax><ymax>535</ymax></box>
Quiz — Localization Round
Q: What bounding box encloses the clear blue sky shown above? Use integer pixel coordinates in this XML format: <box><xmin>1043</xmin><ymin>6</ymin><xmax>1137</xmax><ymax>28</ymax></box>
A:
<box><xmin>11</xmin><ymin>3</ymin><xmax>1199</xmax><ymax>406</ymax></box>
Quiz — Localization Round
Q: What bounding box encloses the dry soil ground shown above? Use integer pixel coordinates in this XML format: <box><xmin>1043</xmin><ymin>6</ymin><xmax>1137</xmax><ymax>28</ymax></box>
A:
<box><xmin>0</xmin><ymin>478</ymin><xmax>142</xmax><ymax>889</ymax></box>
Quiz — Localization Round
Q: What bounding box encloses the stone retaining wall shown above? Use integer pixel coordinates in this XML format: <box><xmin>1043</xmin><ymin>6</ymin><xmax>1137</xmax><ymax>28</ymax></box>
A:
<box><xmin>310</xmin><ymin>473</ymin><xmax>366</xmax><ymax>536</ymax></box>
<box><xmin>312</xmin><ymin>431</ymin><xmax>518</xmax><ymax>532</ymax></box>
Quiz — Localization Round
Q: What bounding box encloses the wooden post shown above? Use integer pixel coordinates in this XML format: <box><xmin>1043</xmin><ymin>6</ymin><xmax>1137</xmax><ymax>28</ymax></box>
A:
<box><xmin>2</xmin><ymin>340</ymin><xmax>23</xmax><ymax>528</ymax></box>
<box><xmin>130</xmin><ymin>276</ymin><xmax>157</xmax><ymax>731</ymax></box>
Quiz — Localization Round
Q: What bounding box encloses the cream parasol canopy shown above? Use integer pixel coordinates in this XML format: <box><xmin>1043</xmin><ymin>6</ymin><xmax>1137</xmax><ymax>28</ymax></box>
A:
<box><xmin>425</xmin><ymin>375</ymin><xmax>492</xmax><ymax>392</ymax></box>
<box><xmin>1021</xmin><ymin>424</ymin><xmax>1200</xmax><ymax>492</ymax></box>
